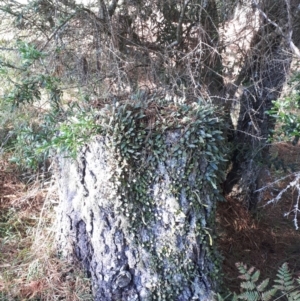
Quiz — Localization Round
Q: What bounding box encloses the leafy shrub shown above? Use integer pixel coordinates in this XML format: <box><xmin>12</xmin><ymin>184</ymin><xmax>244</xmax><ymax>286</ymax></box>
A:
<box><xmin>0</xmin><ymin>39</ymin><xmax>99</xmax><ymax>171</ymax></box>
<box><xmin>1</xmin><ymin>102</ymin><xmax>98</xmax><ymax>170</ymax></box>
<box><xmin>267</xmin><ymin>72</ymin><xmax>300</xmax><ymax>145</ymax></box>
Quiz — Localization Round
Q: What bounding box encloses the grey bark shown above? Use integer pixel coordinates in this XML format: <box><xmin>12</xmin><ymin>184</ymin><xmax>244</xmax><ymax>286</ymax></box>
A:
<box><xmin>56</xmin><ymin>134</ymin><xmax>220</xmax><ymax>301</ymax></box>
<box><xmin>225</xmin><ymin>45</ymin><xmax>291</xmax><ymax>207</ymax></box>
<box><xmin>224</xmin><ymin>0</ymin><xmax>294</xmax><ymax>207</ymax></box>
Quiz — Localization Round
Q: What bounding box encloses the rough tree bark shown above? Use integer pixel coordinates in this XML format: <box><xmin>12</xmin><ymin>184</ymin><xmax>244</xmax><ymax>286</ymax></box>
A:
<box><xmin>55</xmin><ymin>101</ymin><xmax>227</xmax><ymax>301</ymax></box>
<box><xmin>224</xmin><ymin>0</ymin><xmax>295</xmax><ymax>207</ymax></box>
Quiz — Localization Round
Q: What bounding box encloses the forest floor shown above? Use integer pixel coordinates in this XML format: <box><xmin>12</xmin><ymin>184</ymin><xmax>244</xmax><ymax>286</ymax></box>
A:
<box><xmin>0</xmin><ymin>157</ymin><xmax>92</xmax><ymax>300</ymax></box>
<box><xmin>217</xmin><ymin>141</ymin><xmax>300</xmax><ymax>293</ymax></box>
<box><xmin>0</xmin><ymin>143</ymin><xmax>300</xmax><ymax>299</ymax></box>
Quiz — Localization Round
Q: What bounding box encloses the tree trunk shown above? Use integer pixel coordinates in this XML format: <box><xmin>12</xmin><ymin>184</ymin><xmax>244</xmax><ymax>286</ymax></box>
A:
<box><xmin>55</xmin><ymin>101</ymin><xmax>227</xmax><ymax>301</ymax></box>
<box><xmin>224</xmin><ymin>1</ymin><xmax>293</xmax><ymax>208</ymax></box>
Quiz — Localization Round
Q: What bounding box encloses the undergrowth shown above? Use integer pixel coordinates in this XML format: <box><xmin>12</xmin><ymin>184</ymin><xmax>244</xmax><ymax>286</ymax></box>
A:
<box><xmin>219</xmin><ymin>262</ymin><xmax>300</xmax><ymax>301</ymax></box>
<box><xmin>0</xmin><ymin>162</ymin><xmax>93</xmax><ymax>300</ymax></box>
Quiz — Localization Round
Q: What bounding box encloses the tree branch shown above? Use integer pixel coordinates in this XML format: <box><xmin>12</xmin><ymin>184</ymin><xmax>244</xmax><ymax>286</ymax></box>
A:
<box><xmin>167</xmin><ymin>0</ymin><xmax>191</xmax><ymax>48</ymax></box>
<box><xmin>176</xmin><ymin>0</ymin><xmax>191</xmax><ymax>45</ymax></box>
<box><xmin>108</xmin><ymin>0</ymin><xmax>119</xmax><ymax>17</ymax></box>
<box><xmin>0</xmin><ymin>58</ymin><xmax>25</xmax><ymax>71</ymax></box>
<box><xmin>98</xmin><ymin>0</ymin><xmax>109</xmax><ymax>21</ymax></box>
<box><xmin>0</xmin><ymin>47</ymin><xmax>17</xmax><ymax>51</ymax></box>
<box><xmin>252</xmin><ymin>0</ymin><xmax>300</xmax><ymax>58</ymax></box>
<box><xmin>284</xmin><ymin>0</ymin><xmax>300</xmax><ymax>58</ymax></box>
<box><xmin>40</xmin><ymin>12</ymin><xmax>77</xmax><ymax>51</ymax></box>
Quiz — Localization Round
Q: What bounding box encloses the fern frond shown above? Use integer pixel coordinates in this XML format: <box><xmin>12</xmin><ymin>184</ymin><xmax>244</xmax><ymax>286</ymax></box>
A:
<box><xmin>237</xmin><ymin>263</ymin><xmax>257</xmax><ymax>281</ymax></box>
<box><xmin>276</xmin><ymin>263</ymin><xmax>293</xmax><ymax>282</ymax></box>
<box><xmin>261</xmin><ymin>288</ymin><xmax>277</xmax><ymax>301</ymax></box>
<box><xmin>238</xmin><ymin>290</ymin><xmax>259</xmax><ymax>301</ymax></box>
<box><xmin>274</xmin><ymin>263</ymin><xmax>296</xmax><ymax>293</ymax></box>
<box><xmin>241</xmin><ymin>281</ymin><xmax>256</xmax><ymax>291</ymax></box>
<box><xmin>248</xmin><ymin>267</ymin><xmax>256</xmax><ymax>276</ymax></box>
<box><xmin>288</xmin><ymin>290</ymin><xmax>300</xmax><ymax>301</ymax></box>
<box><xmin>233</xmin><ymin>262</ymin><xmax>300</xmax><ymax>301</ymax></box>
<box><xmin>251</xmin><ymin>270</ymin><xmax>261</xmax><ymax>283</ymax></box>
<box><xmin>232</xmin><ymin>293</ymin><xmax>239</xmax><ymax>301</ymax></box>
<box><xmin>257</xmin><ymin>278</ymin><xmax>270</xmax><ymax>292</ymax></box>
<box><xmin>236</xmin><ymin>262</ymin><xmax>252</xmax><ymax>281</ymax></box>
<box><xmin>216</xmin><ymin>292</ymin><xmax>237</xmax><ymax>301</ymax></box>
<box><xmin>274</xmin><ymin>281</ymin><xmax>296</xmax><ymax>292</ymax></box>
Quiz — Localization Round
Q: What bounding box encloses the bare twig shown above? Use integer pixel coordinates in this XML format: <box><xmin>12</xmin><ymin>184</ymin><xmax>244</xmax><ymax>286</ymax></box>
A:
<box><xmin>40</xmin><ymin>12</ymin><xmax>77</xmax><ymax>51</ymax></box>
<box><xmin>0</xmin><ymin>47</ymin><xmax>17</xmax><ymax>51</ymax></box>
<box><xmin>255</xmin><ymin>172</ymin><xmax>300</xmax><ymax>193</ymax></box>
<box><xmin>259</xmin><ymin>173</ymin><xmax>300</xmax><ymax>230</ymax></box>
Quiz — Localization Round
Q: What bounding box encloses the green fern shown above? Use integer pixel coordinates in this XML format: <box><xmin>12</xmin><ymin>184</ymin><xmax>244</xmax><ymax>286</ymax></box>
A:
<box><xmin>218</xmin><ymin>263</ymin><xmax>300</xmax><ymax>301</ymax></box>
<box><xmin>274</xmin><ymin>263</ymin><xmax>295</xmax><ymax>291</ymax></box>
<box><xmin>235</xmin><ymin>263</ymin><xmax>276</xmax><ymax>301</ymax></box>
<box><xmin>274</xmin><ymin>263</ymin><xmax>300</xmax><ymax>301</ymax></box>
<box><xmin>257</xmin><ymin>279</ymin><xmax>270</xmax><ymax>292</ymax></box>
<box><xmin>238</xmin><ymin>291</ymin><xmax>259</xmax><ymax>301</ymax></box>
<box><xmin>261</xmin><ymin>288</ymin><xmax>278</xmax><ymax>301</ymax></box>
